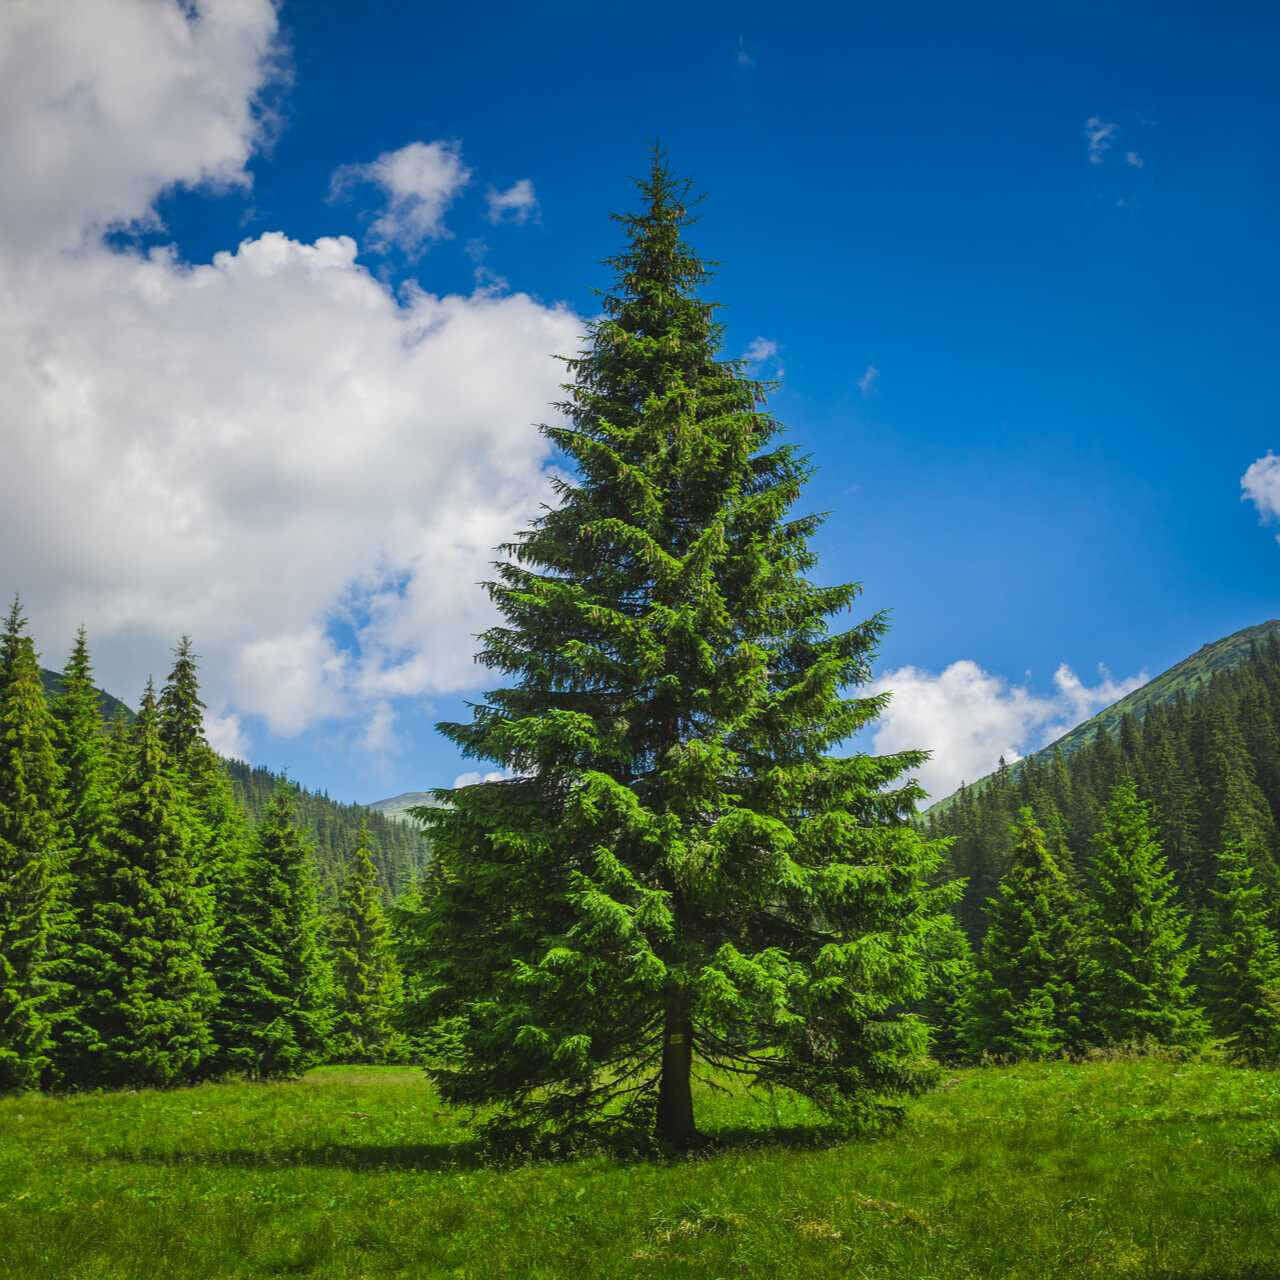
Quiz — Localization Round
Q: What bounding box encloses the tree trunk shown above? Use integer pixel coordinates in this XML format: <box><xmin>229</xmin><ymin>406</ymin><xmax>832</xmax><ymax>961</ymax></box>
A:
<box><xmin>655</xmin><ymin>985</ymin><xmax>698</xmax><ymax>1150</ymax></box>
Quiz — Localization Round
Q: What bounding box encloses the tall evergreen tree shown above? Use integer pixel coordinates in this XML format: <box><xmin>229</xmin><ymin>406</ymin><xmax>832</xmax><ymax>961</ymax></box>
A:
<box><xmin>0</xmin><ymin>602</ymin><xmax>67</xmax><ymax>1090</ymax></box>
<box><xmin>63</xmin><ymin>681</ymin><xmax>215</xmax><ymax>1087</ymax></box>
<box><xmin>413</xmin><ymin>155</ymin><xmax>953</xmax><ymax>1150</ymax></box>
<box><xmin>1084</xmin><ymin>781</ymin><xmax>1204</xmax><ymax>1047</ymax></box>
<box><xmin>157</xmin><ymin>635</ymin><xmax>249</xmax><ymax>1022</ymax></box>
<box><xmin>969</xmin><ymin>810</ymin><xmax>1085</xmax><ymax>1060</ymax></box>
<box><xmin>1203</xmin><ymin>837</ymin><xmax>1280</xmax><ymax>1065</ymax></box>
<box><xmin>48</xmin><ymin>628</ymin><xmax>114</xmax><ymax>1085</ymax></box>
<box><xmin>330</xmin><ymin>822</ymin><xmax>401</xmax><ymax>1063</ymax></box>
<box><xmin>209</xmin><ymin>787</ymin><xmax>330</xmax><ymax>1079</ymax></box>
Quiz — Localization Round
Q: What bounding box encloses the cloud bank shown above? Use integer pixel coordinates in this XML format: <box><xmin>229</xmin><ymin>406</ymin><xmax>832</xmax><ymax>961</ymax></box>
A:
<box><xmin>0</xmin><ymin>0</ymin><xmax>580</xmax><ymax>756</ymax></box>
<box><xmin>867</xmin><ymin>660</ymin><xmax>1146</xmax><ymax>801</ymax></box>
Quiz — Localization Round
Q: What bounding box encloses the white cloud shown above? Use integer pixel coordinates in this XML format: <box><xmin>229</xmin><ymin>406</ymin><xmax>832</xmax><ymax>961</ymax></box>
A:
<box><xmin>867</xmin><ymin>659</ymin><xmax>1146</xmax><ymax>801</ymax></box>
<box><xmin>1084</xmin><ymin>116</ymin><xmax>1117</xmax><ymax>165</ymax></box>
<box><xmin>736</xmin><ymin>36</ymin><xmax>755</xmax><ymax>69</ymax></box>
<box><xmin>331</xmin><ymin>140</ymin><xmax>471</xmax><ymax>253</ymax></box>
<box><xmin>486</xmin><ymin>178</ymin><xmax>538</xmax><ymax>225</ymax></box>
<box><xmin>743</xmin><ymin>337</ymin><xmax>778</xmax><ymax>363</ymax></box>
<box><xmin>452</xmin><ymin>769</ymin><xmax>508</xmax><ymax>788</ymax></box>
<box><xmin>0</xmin><ymin>0</ymin><xmax>582</xmax><ymax>750</ymax></box>
<box><xmin>0</xmin><ymin>0</ymin><xmax>283</xmax><ymax>256</ymax></box>
<box><xmin>1125</xmin><ymin>151</ymin><xmax>1144</xmax><ymax>168</ymax></box>
<box><xmin>857</xmin><ymin>364</ymin><xmax>879</xmax><ymax>395</ymax></box>
<box><xmin>1243</xmin><ymin>453</ymin><xmax>1280</xmax><ymax>541</ymax></box>
<box><xmin>203</xmin><ymin>707</ymin><xmax>249</xmax><ymax>760</ymax></box>
<box><xmin>360</xmin><ymin>700</ymin><xmax>397</xmax><ymax>754</ymax></box>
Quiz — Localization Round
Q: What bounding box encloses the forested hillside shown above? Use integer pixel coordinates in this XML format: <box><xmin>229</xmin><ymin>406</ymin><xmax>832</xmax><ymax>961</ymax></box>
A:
<box><xmin>927</xmin><ymin>623</ymin><xmax>1280</xmax><ymax>939</ymax></box>
<box><xmin>37</xmin><ymin>666</ymin><xmax>428</xmax><ymax>900</ymax></box>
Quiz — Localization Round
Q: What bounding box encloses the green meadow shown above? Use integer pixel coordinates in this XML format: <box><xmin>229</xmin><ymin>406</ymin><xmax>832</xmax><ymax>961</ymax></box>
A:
<box><xmin>2</xmin><ymin>1060</ymin><xmax>1278</xmax><ymax>1279</ymax></box>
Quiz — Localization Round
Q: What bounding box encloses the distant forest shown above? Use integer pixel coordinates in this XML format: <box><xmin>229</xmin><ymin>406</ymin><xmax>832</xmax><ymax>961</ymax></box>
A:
<box><xmin>928</xmin><ymin>628</ymin><xmax>1280</xmax><ymax>940</ymax></box>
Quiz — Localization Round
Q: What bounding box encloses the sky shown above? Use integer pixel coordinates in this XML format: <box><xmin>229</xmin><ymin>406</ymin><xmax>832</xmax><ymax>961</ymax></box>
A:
<box><xmin>2</xmin><ymin>0</ymin><xmax>1278</xmax><ymax>804</ymax></box>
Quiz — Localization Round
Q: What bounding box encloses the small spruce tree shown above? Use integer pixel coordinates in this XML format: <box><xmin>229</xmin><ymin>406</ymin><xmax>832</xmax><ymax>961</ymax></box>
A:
<box><xmin>330</xmin><ymin>822</ymin><xmax>402</xmax><ymax>1063</ymax></box>
<box><xmin>413</xmin><ymin>154</ymin><xmax>954</xmax><ymax>1150</ymax></box>
<box><xmin>1203</xmin><ymin>836</ymin><xmax>1280</xmax><ymax>1065</ymax></box>
<box><xmin>1084</xmin><ymin>780</ymin><xmax>1205</xmax><ymax>1048</ymax></box>
<box><xmin>0</xmin><ymin>602</ymin><xmax>68</xmax><ymax>1090</ymax></box>
<box><xmin>969</xmin><ymin>809</ymin><xmax>1085</xmax><ymax>1060</ymax></box>
<box><xmin>208</xmin><ymin>787</ymin><xmax>330</xmax><ymax>1079</ymax></box>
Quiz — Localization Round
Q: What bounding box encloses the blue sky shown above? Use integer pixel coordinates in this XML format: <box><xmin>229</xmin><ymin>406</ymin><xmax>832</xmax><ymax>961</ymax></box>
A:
<box><xmin>3</xmin><ymin>0</ymin><xmax>1278</xmax><ymax>802</ymax></box>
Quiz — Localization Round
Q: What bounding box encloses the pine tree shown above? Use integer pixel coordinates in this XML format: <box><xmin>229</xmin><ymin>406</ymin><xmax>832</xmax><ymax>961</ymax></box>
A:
<box><xmin>969</xmin><ymin>809</ymin><xmax>1085</xmax><ymax>1060</ymax></box>
<box><xmin>413</xmin><ymin>154</ymin><xmax>953</xmax><ymax>1150</ymax></box>
<box><xmin>330</xmin><ymin>822</ymin><xmax>401</xmax><ymax>1063</ymax></box>
<box><xmin>1203</xmin><ymin>837</ymin><xmax>1280</xmax><ymax>1065</ymax></box>
<box><xmin>1084</xmin><ymin>780</ymin><xmax>1205</xmax><ymax>1048</ymax></box>
<box><xmin>209</xmin><ymin>787</ymin><xmax>330</xmax><ymax>1079</ymax></box>
<box><xmin>48</xmin><ymin>628</ymin><xmax>115</xmax><ymax>1085</ymax></box>
<box><xmin>57</xmin><ymin>680</ymin><xmax>215</xmax><ymax>1087</ymax></box>
<box><xmin>0</xmin><ymin>602</ymin><xmax>67</xmax><ymax>1090</ymax></box>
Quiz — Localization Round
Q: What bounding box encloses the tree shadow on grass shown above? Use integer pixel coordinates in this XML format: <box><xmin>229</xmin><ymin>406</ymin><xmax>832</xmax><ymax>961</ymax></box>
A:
<box><xmin>97</xmin><ymin>1138</ymin><xmax>490</xmax><ymax>1174</ymax></box>
<box><xmin>97</xmin><ymin>1119</ymin><xmax>866</xmax><ymax>1175</ymax></box>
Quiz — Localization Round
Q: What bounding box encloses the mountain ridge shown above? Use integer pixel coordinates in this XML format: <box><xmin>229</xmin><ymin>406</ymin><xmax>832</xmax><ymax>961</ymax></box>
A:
<box><xmin>926</xmin><ymin>618</ymin><xmax>1280</xmax><ymax>816</ymax></box>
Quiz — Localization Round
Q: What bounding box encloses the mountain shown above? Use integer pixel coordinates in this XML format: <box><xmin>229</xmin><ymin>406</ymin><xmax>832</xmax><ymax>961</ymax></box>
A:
<box><xmin>38</xmin><ymin>666</ymin><xmax>135</xmax><ymax>726</ymax></box>
<box><xmin>366</xmin><ymin>791</ymin><xmax>443</xmax><ymax>825</ymax></box>
<box><xmin>926</xmin><ymin>619</ymin><xmax>1280</xmax><ymax>816</ymax></box>
<box><xmin>38</xmin><ymin>667</ymin><xmax>429</xmax><ymax>899</ymax></box>
<box><xmin>924</xmin><ymin>620</ymin><xmax>1280</xmax><ymax>939</ymax></box>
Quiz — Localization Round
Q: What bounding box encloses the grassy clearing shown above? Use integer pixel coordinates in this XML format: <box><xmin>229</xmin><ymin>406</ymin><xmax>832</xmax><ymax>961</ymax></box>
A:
<box><xmin>2</xmin><ymin>1060</ymin><xmax>1279</xmax><ymax>1278</ymax></box>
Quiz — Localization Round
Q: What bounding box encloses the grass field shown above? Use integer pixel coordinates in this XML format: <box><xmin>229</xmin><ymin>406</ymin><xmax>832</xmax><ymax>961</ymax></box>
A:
<box><xmin>2</xmin><ymin>1059</ymin><xmax>1279</xmax><ymax>1279</ymax></box>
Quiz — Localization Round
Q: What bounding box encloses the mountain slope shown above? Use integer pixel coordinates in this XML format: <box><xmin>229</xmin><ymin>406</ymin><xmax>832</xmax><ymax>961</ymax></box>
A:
<box><xmin>926</xmin><ymin>619</ymin><xmax>1280</xmax><ymax>815</ymax></box>
<box><xmin>366</xmin><ymin>792</ymin><xmax>442</xmax><ymax>826</ymax></box>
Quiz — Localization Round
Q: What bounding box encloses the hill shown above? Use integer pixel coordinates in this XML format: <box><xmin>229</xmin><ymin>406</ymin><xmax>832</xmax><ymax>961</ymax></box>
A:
<box><xmin>926</xmin><ymin>618</ymin><xmax>1280</xmax><ymax>817</ymax></box>
<box><xmin>925</xmin><ymin>621</ymin><xmax>1280</xmax><ymax>937</ymax></box>
<box><xmin>366</xmin><ymin>791</ymin><xmax>442</xmax><ymax>825</ymax></box>
<box><xmin>38</xmin><ymin>667</ymin><xmax>429</xmax><ymax>900</ymax></box>
<box><xmin>37</xmin><ymin>666</ymin><xmax>134</xmax><ymax>726</ymax></box>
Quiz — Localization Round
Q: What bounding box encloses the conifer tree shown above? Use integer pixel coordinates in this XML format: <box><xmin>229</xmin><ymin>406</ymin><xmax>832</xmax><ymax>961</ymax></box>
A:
<box><xmin>1203</xmin><ymin>837</ymin><xmax>1280</xmax><ymax>1065</ymax></box>
<box><xmin>969</xmin><ymin>809</ymin><xmax>1085</xmax><ymax>1060</ymax></box>
<box><xmin>157</xmin><ymin>636</ymin><xmax>249</xmax><ymax>1018</ymax></box>
<box><xmin>48</xmin><ymin>628</ymin><xmax>115</xmax><ymax>1084</ymax></box>
<box><xmin>209</xmin><ymin>787</ymin><xmax>330</xmax><ymax>1079</ymax></box>
<box><xmin>64</xmin><ymin>681</ymin><xmax>215</xmax><ymax>1087</ymax></box>
<box><xmin>330</xmin><ymin>822</ymin><xmax>401</xmax><ymax>1063</ymax></box>
<box><xmin>413</xmin><ymin>154</ymin><xmax>953</xmax><ymax>1150</ymax></box>
<box><xmin>0</xmin><ymin>602</ymin><xmax>67</xmax><ymax>1090</ymax></box>
<box><xmin>920</xmin><ymin>914</ymin><xmax>978</xmax><ymax>1065</ymax></box>
<box><xmin>1084</xmin><ymin>781</ymin><xmax>1204</xmax><ymax>1048</ymax></box>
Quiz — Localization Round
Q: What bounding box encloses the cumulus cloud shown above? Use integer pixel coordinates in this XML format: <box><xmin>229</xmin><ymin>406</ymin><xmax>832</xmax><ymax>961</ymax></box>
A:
<box><xmin>331</xmin><ymin>139</ymin><xmax>471</xmax><ymax>253</ymax></box>
<box><xmin>203</xmin><ymin>707</ymin><xmax>249</xmax><ymax>760</ymax></box>
<box><xmin>0</xmin><ymin>0</ymin><xmax>283</xmax><ymax>255</ymax></box>
<box><xmin>1125</xmin><ymin>151</ymin><xmax>1144</xmax><ymax>168</ymax></box>
<box><xmin>452</xmin><ymin>769</ymin><xmax>509</xmax><ymax>788</ymax></box>
<box><xmin>867</xmin><ymin>660</ymin><xmax>1146</xmax><ymax>801</ymax></box>
<box><xmin>857</xmin><ymin>364</ymin><xmax>879</xmax><ymax>395</ymax></box>
<box><xmin>0</xmin><ymin>0</ymin><xmax>582</xmax><ymax>756</ymax></box>
<box><xmin>1084</xmin><ymin>116</ymin><xmax>1117</xmax><ymax>165</ymax></box>
<box><xmin>743</xmin><ymin>336</ymin><xmax>778</xmax><ymax>364</ymax></box>
<box><xmin>485</xmin><ymin>178</ymin><xmax>538</xmax><ymax>225</ymax></box>
<box><xmin>1242</xmin><ymin>453</ymin><xmax>1280</xmax><ymax>536</ymax></box>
